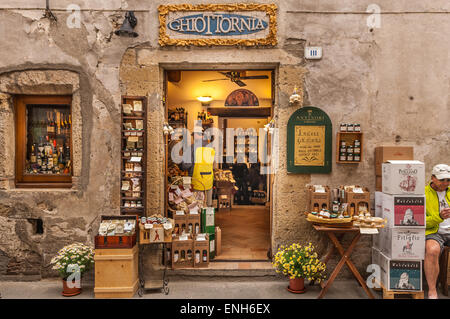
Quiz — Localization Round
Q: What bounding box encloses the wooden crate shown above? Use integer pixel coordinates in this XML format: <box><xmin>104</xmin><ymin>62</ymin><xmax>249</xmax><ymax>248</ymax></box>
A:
<box><xmin>306</xmin><ymin>185</ymin><xmax>330</xmax><ymax>212</ymax></box>
<box><xmin>194</xmin><ymin>234</ymin><xmax>209</xmax><ymax>268</ymax></box>
<box><xmin>94</xmin><ymin>245</ymin><xmax>138</xmax><ymax>298</ymax></box>
<box><xmin>171</xmin><ymin>237</ymin><xmax>194</xmax><ymax>269</ymax></box>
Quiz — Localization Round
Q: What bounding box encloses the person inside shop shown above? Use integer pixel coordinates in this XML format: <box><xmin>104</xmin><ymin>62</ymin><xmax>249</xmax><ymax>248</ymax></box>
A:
<box><xmin>180</xmin><ymin>122</ymin><xmax>215</xmax><ymax>207</ymax></box>
<box><xmin>424</xmin><ymin>163</ymin><xmax>450</xmax><ymax>299</ymax></box>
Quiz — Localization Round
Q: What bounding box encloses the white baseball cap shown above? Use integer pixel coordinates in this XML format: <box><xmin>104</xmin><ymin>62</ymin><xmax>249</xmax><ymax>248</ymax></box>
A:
<box><xmin>432</xmin><ymin>164</ymin><xmax>450</xmax><ymax>180</ymax></box>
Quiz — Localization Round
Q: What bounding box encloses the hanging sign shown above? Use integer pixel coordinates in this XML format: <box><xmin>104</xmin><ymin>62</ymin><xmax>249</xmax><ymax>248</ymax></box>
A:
<box><xmin>287</xmin><ymin>106</ymin><xmax>332</xmax><ymax>173</ymax></box>
<box><xmin>158</xmin><ymin>4</ymin><xmax>277</xmax><ymax>46</ymax></box>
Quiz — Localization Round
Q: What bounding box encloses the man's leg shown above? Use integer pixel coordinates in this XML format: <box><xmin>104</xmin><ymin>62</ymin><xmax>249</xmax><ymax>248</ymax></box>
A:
<box><xmin>424</xmin><ymin>237</ymin><xmax>442</xmax><ymax>299</ymax></box>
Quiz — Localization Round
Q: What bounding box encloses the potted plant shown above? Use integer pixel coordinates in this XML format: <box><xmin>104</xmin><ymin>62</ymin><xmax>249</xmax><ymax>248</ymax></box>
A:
<box><xmin>50</xmin><ymin>242</ymin><xmax>94</xmax><ymax>296</ymax></box>
<box><xmin>272</xmin><ymin>242</ymin><xmax>326</xmax><ymax>293</ymax></box>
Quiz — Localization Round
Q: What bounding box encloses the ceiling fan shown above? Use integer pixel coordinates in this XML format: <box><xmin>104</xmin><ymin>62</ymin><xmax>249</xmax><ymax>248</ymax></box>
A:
<box><xmin>202</xmin><ymin>71</ymin><xmax>268</xmax><ymax>87</ymax></box>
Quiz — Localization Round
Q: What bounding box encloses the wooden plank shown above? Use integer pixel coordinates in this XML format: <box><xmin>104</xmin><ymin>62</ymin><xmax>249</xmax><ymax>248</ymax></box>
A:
<box><xmin>207</xmin><ymin>107</ymin><xmax>271</xmax><ymax>118</ymax></box>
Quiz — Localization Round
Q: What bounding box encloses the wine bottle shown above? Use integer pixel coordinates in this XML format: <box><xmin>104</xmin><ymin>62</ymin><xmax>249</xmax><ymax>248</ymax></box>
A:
<box><xmin>46</xmin><ymin>112</ymin><xmax>52</xmax><ymax>133</ymax></box>
<box><xmin>30</xmin><ymin>144</ymin><xmax>37</xmax><ymax>164</ymax></box>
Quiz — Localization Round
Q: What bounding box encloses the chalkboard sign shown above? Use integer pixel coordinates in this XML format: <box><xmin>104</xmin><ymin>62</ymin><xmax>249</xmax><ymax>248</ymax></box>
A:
<box><xmin>287</xmin><ymin>106</ymin><xmax>332</xmax><ymax>173</ymax></box>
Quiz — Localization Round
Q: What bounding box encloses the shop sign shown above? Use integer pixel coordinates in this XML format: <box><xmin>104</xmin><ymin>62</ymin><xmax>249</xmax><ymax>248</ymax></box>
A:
<box><xmin>287</xmin><ymin>107</ymin><xmax>332</xmax><ymax>174</ymax></box>
<box><xmin>158</xmin><ymin>4</ymin><xmax>277</xmax><ymax>46</ymax></box>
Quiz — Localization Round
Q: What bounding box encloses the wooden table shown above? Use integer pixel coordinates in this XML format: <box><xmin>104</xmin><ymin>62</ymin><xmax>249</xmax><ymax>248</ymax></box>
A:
<box><xmin>312</xmin><ymin>225</ymin><xmax>375</xmax><ymax>299</ymax></box>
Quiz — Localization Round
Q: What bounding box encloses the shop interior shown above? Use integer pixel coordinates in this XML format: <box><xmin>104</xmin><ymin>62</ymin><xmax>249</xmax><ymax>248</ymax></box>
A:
<box><xmin>166</xmin><ymin>69</ymin><xmax>273</xmax><ymax>260</ymax></box>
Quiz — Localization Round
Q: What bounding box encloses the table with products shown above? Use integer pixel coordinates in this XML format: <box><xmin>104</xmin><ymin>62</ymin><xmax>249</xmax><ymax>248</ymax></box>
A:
<box><xmin>312</xmin><ymin>225</ymin><xmax>375</xmax><ymax>299</ymax></box>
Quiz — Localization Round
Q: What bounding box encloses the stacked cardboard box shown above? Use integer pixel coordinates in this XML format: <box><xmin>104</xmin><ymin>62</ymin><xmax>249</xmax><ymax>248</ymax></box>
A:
<box><xmin>374</xmin><ymin>146</ymin><xmax>414</xmax><ymax>191</ymax></box>
<box><xmin>373</xmin><ymin>160</ymin><xmax>425</xmax><ymax>292</ymax></box>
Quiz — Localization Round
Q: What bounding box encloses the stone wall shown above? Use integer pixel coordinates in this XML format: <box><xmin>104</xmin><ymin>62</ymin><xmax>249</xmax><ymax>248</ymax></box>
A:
<box><xmin>0</xmin><ymin>1</ymin><xmax>449</xmax><ymax>280</ymax></box>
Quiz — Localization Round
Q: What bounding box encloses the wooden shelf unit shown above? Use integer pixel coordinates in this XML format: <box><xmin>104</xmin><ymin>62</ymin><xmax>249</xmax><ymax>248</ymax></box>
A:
<box><xmin>336</xmin><ymin>132</ymin><xmax>363</xmax><ymax>164</ymax></box>
<box><xmin>121</xmin><ymin>96</ymin><xmax>147</xmax><ymax>217</ymax></box>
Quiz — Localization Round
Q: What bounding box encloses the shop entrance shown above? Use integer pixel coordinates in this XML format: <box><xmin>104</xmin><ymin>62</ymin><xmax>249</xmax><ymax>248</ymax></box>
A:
<box><xmin>165</xmin><ymin>68</ymin><xmax>274</xmax><ymax>261</ymax></box>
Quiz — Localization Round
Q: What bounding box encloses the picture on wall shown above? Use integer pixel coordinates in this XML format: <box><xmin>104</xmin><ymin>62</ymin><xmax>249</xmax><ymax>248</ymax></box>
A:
<box><xmin>225</xmin><ymin>89</ymin><xmax>259</xmax><ymax>107</ymax></box>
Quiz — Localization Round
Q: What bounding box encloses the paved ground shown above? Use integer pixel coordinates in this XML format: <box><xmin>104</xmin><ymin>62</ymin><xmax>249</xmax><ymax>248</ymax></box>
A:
<box><xmin>1</xmin><ymin>278</ymin><xmax>448</xmax><ymax>299</ymax></box>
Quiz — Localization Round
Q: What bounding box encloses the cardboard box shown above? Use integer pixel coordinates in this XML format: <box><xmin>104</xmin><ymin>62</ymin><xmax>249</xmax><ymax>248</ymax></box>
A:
<box><xmin>171</xmin><ymin>236</ymin><xmax>194</xmax><ymax>269</ymax></box>
<box><xmin>376</xmin><ymin>175</ymin><xmax>382</xmax><ymax>192</ymax></box>
<box><xmin>306</xmin><ymin>185</ymin><xmax>331</xmax><ymax>212</ymax></box>
<box><xmin>194</xmin><ymin>233</ymin><xmax>209</xmax><ymax>268</ymax></box>
<box><xmin>186</xmin><ymin>213</ymin><xmax>201</xmax><ymax>235</ymax></box>
<box><xmin>380</xmin><ymin>227</ymin><xmax>425</xmax><ymax>260</ymax></box>
<box><xmin>343</xmin><ymin>186</ymin><xmax>371</xmax><ymax>216</ymax></box>
<box><xmin>215</xmin><ymin>226</ymin><xmax>221</xmax><ymax>256</ymax></box>
<box><xmin>382</xmin><ymin>194</ymin><xmax>426</xmax><ymax>228</ymax></box>
<box><xmin>373</xmin><ymin>223</ymin><xmax>386</xmax><ymax>250</ymax></box>
<box><xmin>201</xmin><ymin>207</ymin><xmax>215</xmax><ymax>234</ymax></box>
<box><xmin>375</xmin><ymin>191</ymin><xmax>383</xmax><ymax>218</ymax></box>
<box><xmin>372</xmin><ymin>247</ymin><xmax>381</xmax><ymax>268</ymax></box>
<box><xmin>173</xmin><ymin>213</ymin><xmax>187</xmax><ymax>236</ymax></box>
<box><xmin>382</xmin><ymin>160</ymin><xmax>425</xmax><ymax>195</ymax></box>
<box><xmin>375</xmin><ymin>146</ymin><xmax>414</xmax><ymax>175</ymax></box>
<box><xmin>379</xmin><ymin>252</ymin><xmax>422</xmax><ymax>291</ymax></box>
<box><xmin>209</xmin><ymin>233</ymin><xmax>216</xmax><ymax>260</ymax></box>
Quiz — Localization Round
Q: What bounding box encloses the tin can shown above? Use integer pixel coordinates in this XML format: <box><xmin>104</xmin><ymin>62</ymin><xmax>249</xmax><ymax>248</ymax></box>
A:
<box><xmin>340</xmin><ymin>123</ymin><xmax>347</xmax><ymax>132</ymax></box>
<box><xmin>347</xmin><ymin>124</ymin><xmax>354</xmax><ymax>132</ymax></box>
<box><xmin>354</xmin><ymin>124</ymin><xmax>361</xmax><ymax>132</ymax></box>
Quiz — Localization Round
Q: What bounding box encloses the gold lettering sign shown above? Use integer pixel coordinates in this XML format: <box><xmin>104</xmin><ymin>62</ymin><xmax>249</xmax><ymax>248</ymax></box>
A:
<box><xmin>294</xmin><ymin>126</ymin><xmax>325</xmax><ymax>166</ymax></box>
<box><xmin>158</xmin><ymin>4</ymin><xmax>277</xmax><ymax>46</ymax></box>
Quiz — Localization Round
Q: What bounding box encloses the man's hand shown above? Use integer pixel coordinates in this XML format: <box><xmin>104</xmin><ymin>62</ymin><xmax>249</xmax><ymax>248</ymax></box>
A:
<box><xmin>440</xmin><ymin>208</ymin><xmax>450</xmax><ymax>219</ymax></box>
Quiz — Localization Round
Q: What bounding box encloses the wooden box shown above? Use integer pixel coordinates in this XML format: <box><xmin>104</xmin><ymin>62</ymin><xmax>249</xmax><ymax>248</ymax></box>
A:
<box><xmin>215</xmin><ymin>226</ymin><xmax>221</xmax><ymax>256</ymax></box>
<box><xmin>336</xmin><ymin>132</ymin><xmax>363</xmax><ymax>164</ymax></box>
<box><xmin>306</xmin><ymin>185</ymin><xmax>330</xmax><ymax>212</ymax></box>
<box><xmin>194</xmin><ymin>234</ymin><xmax>210</xmax><ymax>268</ymax></box>
<box><xmin>171</xmin><ymin>236</ymin><xmax>194</xmax><ymax>269</ymax></box>
<box><xmin>186</xmin><ymin>213</ymin><xmax>201</xmax><ymax>235</ymax></box>
<box><xmin>173</xmin><ymin>213</ymin><xmax>187</xmax><ymax>236</ymax></box>
<box><xmin>343</xmin><ymin>186</ymin><xmax>370</xmax><ymax>216</ymax></box>
<box><xmin>94</xmin><ymin>245</ymin><xmax>139</xmax><ymax>298</ymax></box>
<box><xmin>375</xmin><ymin>146</ymin><xmax>414</xmax><ymax>176</ymax></box>
<box><xmin>95</xmin><ymin>215</ymin><xmax>138</xmax><ymax>249</ymax></box>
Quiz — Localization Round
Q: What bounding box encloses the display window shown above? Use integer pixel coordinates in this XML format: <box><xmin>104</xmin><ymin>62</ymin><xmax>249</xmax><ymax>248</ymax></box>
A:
<box><xmin>15</xmin><ymin>95</ymin><xmax>72</xmax><ymax>188</ymax></box>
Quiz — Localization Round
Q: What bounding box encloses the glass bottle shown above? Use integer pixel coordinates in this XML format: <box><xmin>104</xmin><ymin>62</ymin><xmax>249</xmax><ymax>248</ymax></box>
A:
<box><xmin>202</xmin><ymin>250</ymin><xmax>207</xmax><ymax>262</ymax></box>
<box><xmin>195</xmin><ymin>250</ymin><xmax>200</xmax><ymax>264</ymax></box>
<box><xmin>173</xmin><ymin>250</ymin><xmax>179</xmax><ymax>263</ymax></box>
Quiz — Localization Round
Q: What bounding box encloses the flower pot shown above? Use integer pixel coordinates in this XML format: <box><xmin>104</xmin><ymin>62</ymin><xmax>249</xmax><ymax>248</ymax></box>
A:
<box><xmin>62</xmin><ymin>278</ymin><xmax>82</xmax><ymax>297</ymax></box>
<box><xmin>287</xmin><ymin>277</ymin><xmax>306</xmax><ymax>294</ymax></box>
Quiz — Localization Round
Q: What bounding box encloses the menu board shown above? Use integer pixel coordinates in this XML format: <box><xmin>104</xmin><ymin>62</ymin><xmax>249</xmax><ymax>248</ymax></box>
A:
<box><xmin>287</xmin><ymin>106</ymin><xmax>332</xmax><ymax>173</ymax></box>
<box><xmin>294</xmin><ymin>125</ymin><xmax>325</xmax><ymax>166</ymax></box>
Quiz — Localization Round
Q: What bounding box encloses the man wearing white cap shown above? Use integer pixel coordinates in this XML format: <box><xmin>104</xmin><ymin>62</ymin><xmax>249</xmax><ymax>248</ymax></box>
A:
<box><xmin>424</xmin><ymin>164</ymin><xmax>450</xmax><ymax>299</ymax></box>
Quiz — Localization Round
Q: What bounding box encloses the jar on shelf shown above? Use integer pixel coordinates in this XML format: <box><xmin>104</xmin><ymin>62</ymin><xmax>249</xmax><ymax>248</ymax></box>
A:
<box><xmin>347</xmin><ymin>153</ymin><xmax>354</xmax><ymax>161</ymax></box>
<box><xmin>340</xmin><ymin>123</ymin><xmax>347</xmax><ymax>132</ymax></box>
<box><xmin>347</xmin><ymin>145</ymin><xmax>354</xmax><ymax>154</ymax></box>
<box><xmin>354</xmin><ymin>124</ymin><xmax>361</xmax><ymax>132</ymax></box>
<box><xmin>347</xmin><ymin>124</ymin><xmax>354</xmax><ymax>132</ymax></box>
<box><xmin>339</xmin><ymin>152</ymin><xmax>347</xmax><ymax>161</ymax></box>
<box><xmin>354</xmin><ymin>154</ymin><xmax>361</xmax><ymax>162</ymax></box>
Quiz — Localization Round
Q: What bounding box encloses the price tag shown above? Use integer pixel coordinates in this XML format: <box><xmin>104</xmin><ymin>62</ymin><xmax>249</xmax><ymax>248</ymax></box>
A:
<box><xmin>189</xmin><ymin>208</ymin><xmax>199</xmax><ymax>215</ymax></box>
<box><xmin>353</xmin><ymin>187</ymin><xmax>364</xmax><ymax>193</ymax></box>
<box><xmin>128</xmin><ymin>136</ymin><xmax>139</xmax><ymax>143</ymax></box>
<box><xmin>130</xmin><ymin>157</ymin><xmax>141</xmax><ymax>162</ymax></box>
<box><xmin>359</xmin><ymin>227</ymin><xmax>378</xmax><ymax>234</ymax></box>
<box><xmin>163</xmin><ymin>223</ymin><xmax>172</xmax><ymax>230</ymax></box>
<box><xmin>175</xmin><ymin>210</ymin><xmax>185</xmax><ymax>215</ymax></box>
<box><xmin>144</xmin><ymin>223</ymin><xmax>153</xmax><ymax>229</ymax></box>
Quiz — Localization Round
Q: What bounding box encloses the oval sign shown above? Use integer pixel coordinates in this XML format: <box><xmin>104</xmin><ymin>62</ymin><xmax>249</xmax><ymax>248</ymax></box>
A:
<box><xmin>167</xmin><ymin>13</ymin><xmax>268</xmax><ymax>36</ymax></box>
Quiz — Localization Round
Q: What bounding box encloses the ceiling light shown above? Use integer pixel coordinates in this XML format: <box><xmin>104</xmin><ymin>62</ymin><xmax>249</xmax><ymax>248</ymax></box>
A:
<box><xmin>197</xmin><ymin>96</ymin><xmax>213</xmax><ymax>103</ymax></box>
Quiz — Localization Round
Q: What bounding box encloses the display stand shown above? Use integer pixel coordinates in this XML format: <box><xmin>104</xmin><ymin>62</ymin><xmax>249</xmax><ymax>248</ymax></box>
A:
<box><xmin>121</xmin><ymin>96</ymin><xmax>147</xmax><ymax>217</ymax></box>
<box><xmin>138</xmin><ymin>243</ymin><xmax>170</xmax><ymax>296</ymax></box>
<box><xmin>312</xmin><ymin>225</ymin><xmax>374</xmax><ymax>299</ymax></box>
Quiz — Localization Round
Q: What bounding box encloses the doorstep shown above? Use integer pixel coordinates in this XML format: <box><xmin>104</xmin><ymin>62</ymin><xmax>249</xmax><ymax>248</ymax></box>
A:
<box><xmin>166</xmin><ymin>261</ymin><xmax>279</xmax><ymax>281</ymax></box>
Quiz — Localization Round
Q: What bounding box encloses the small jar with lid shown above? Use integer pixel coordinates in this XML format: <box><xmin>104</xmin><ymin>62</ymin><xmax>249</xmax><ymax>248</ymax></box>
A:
<box><xmin>354</xmin><ymin>139</ymin><xmax>361</xmax><ymax>147</ymax></box>
<box><xmin>354</xmin><ymin>154</ymin><xmax>361</xmax><ymax>162</ymax></box>
<box><xmin>332</xmin><ymin>201</ymin><xmax>339</xmax><ymax>214</ymax></box>
<box><xmin>347</xmin><ymin>145</ymin><xmax>354</xmax><ymax>154</ymax></box>
<box><xmin>340</xmin><ymin>145</ymin><xmax>347</xmax><ymax>153</ymax></box>
<box><xmin>339</xmin><ymin>152</ymin><xmax>347</xmax><ymax>161</ymax></box>
<box><xmin>340</xmin><ymin>123</ymin><xmax>347</xmax><ymax>132</ymax></box>
<box><xmin>354</xmin><ymin>124</ymin><xmax>361</xmax><ymax>132</ymax></box>
<box><xmin>347</xmin><ymin>124</ymin><xmax>354</xmax><ymax>132</ymax></box>
<box><xmin>340</xmin><ymin>140</ymin><xmax>346</xmax><ymax>147</ymax></box>
<box><xmin>354</xmin><ymin>146</ymin><xmax>361</xmax><ymax>154</ymax></box>
<box><xmin>347</xmin><ymin>153</ymin><xmax>354</xmax><ymax>161</ymax></box>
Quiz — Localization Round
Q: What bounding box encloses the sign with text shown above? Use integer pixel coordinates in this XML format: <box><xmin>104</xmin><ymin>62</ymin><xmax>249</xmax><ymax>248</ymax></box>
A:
<box><xmin>158</xmin><ymin>4</ymin><xmax>277</xmax><ymax>46</ymax></box>
<box><xmin>287</xmin><ymin>106</ymin><xmax>332</xmax><ymax>173</ymax></box>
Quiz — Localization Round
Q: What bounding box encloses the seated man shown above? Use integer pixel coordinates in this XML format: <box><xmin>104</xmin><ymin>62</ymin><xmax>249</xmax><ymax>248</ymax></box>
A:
<box><xmin>424</xmin><ymin>164</ymin><xmax>450</xmax><ymax>299</ymax></box>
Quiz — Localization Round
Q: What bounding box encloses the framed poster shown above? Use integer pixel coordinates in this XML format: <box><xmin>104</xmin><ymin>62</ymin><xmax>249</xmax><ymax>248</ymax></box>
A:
<box><xmin>287</xmin><ymin>106</ymin><xmax>332</xmax><ymax>173</ymax></box>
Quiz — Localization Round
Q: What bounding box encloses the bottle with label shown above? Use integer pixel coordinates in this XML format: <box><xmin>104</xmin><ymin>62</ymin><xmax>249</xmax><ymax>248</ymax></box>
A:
<box><xmin>339</xmin><ymin>152</ymin><xmax>347</xmax><ymax>161</ymax></box>
<box><xmin>350</xmin><ymin>203</ymin><xmax>356</xmax><ymax>215</ymax></box>
<box><xmin>187</xmin><ymin>249</ymin><xmax>192</xmax><ymax>261</ymax></box>
<box><xmin>188</xmin><ymin>223</ymin><xmax>193</xmax><ymax>234</ymax></box>
<box><xmin>340</xmin><ymin>123</ymin><xmax>347</xmax><ymax>132</ymax></box>
<box><xmin>202</xmin><ymin>250</ymin><xmax>207</xmax><ymax>262</ymax></box>
<box><xmin>332</xmin><ymin>201</ymin><xmax>339</xmax><ymax>214</ymax></box>
<box><xmin>347</xmin><ymin>124</ymin><xmax>354</xmax><ymax>132</ymax></box>
<box><xmin>354</xmin><ymin>154</ymin><xmax>361</xmax><ymax>162</ymax></box>
<box><xmin>195</xmin><ymin>223</ymin><xmax>199</xmax><ymax>234</ymax></box>
<box><xmin>347</xmin><ymin>153</ymin><xmax>354</xmax><ymax>161</ymax></box>
<box><xmin>195</xmin><ymin>250</ymin><xmax>200</xmax><ymax>264</ymax></box>
<box><xmin>173</xmin><ymin>250</ymin><xmax>179</xmax><ymax>263</ymax></box>
<box><xmin>180</xmin><ymin>250</ymin><xmax>185</xmax><ymax>262</ymax></box>
<box><xmin>30</xmin><ymin>144</ymin><xmax>37</xmax><ymax>164</ymax></box>
<box><xmin>321</xmin><ymin>203</ymin><xmax>328</xmax><ymax>210</ymax></box>
<box><xmin>354</xmin><ymin>124</ymin><xmax>361</xmax><ymax>132</ymax></box>
<box><xmin>313</xmin><ymin>203</ymin><xmax>319</xmax><ymax>213</ymax></box>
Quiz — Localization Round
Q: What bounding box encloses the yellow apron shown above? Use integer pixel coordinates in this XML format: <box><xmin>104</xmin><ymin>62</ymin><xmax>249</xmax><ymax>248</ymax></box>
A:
<box><xmin>192</xmin><ymin>146</ymin><xmax>215</xmax><ymax>191</ymax></box>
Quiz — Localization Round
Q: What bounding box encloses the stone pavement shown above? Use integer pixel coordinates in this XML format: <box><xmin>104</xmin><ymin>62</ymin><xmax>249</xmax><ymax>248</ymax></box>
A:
<box><xmin>1</xmin><ymin>278</ymin><xmax>448</xmax><ymax>299</ymax></box>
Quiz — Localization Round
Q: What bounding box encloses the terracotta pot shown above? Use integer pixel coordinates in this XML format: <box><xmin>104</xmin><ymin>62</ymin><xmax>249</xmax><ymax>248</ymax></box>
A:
<box><xmin>287</xmin><ymin>277</ymin><xmax>306</xmax><ymax>294</ymax></box>
<box><xmin>62</xmin><ymin>278</ymin><xmax>82</xmax><ymax>297</ymax></box>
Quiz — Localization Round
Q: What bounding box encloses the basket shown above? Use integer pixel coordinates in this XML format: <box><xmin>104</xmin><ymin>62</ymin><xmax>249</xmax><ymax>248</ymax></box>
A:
<box><xmin>305</xmin><ymin>213</ymin><xmax>353</xmax><ymax>227</ymax></box>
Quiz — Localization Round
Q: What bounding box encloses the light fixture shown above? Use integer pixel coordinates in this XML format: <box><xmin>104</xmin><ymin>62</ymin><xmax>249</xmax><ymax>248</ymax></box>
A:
<box><xmin>289</xmin><ymin>86</ymin><xmax>301</xmax><ymax>105</ymax></box>
<box><xmin>115</xmin><ymin>11</ymin><xmax>138</xmax><ymax>37</ymax></box>
<box><xmin>197</xmin><ymin>96</ymin><xmax>213</xmax><ymax>106</ymax></box>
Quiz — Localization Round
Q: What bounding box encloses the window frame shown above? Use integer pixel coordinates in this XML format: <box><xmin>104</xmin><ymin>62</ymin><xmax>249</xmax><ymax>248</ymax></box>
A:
<box><xmin>14</xmin><ymin>95</ymin><xmax>73</xmax><ymax>188</ymax></box>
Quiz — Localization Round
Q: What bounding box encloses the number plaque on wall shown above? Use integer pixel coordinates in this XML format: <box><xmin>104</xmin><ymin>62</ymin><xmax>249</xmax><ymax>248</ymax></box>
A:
<box><xmin>287</xmin><ymin>106</ymin><xmax>332</xmax><ymax>173</ymax></box>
